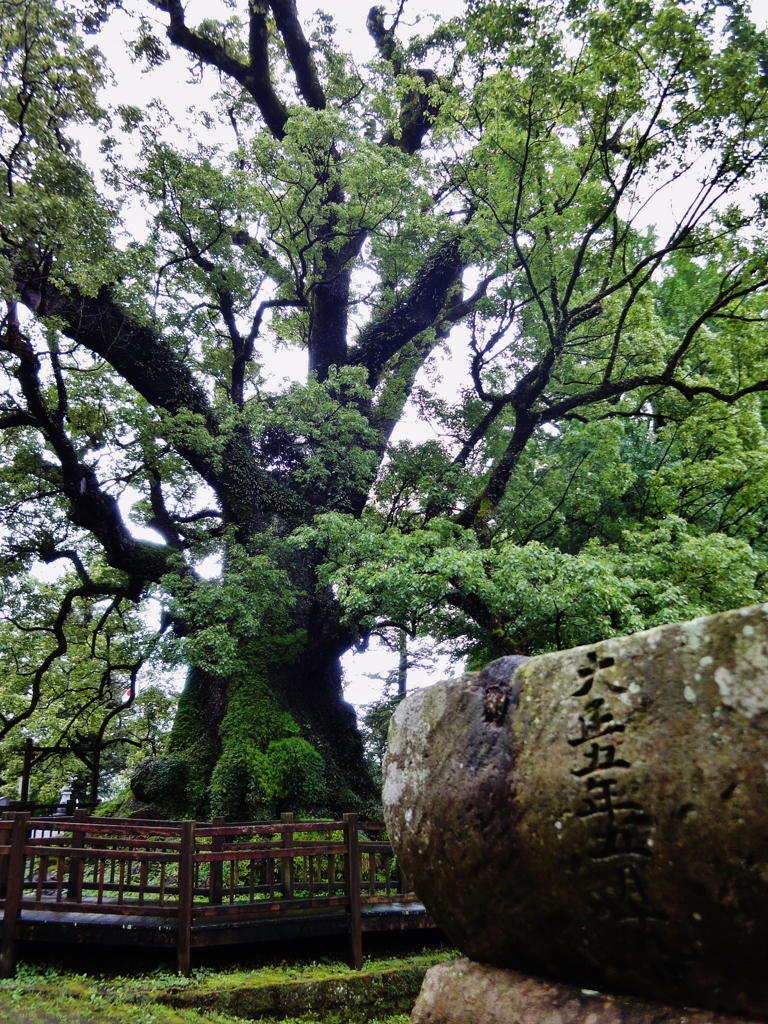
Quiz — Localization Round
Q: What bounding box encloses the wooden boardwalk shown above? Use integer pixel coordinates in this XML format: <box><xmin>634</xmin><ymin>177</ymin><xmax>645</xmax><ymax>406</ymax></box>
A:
<box><xmin>0</xmin><ymin>811</ymin><xmax>433</xmax><ymax>976</ymax></box>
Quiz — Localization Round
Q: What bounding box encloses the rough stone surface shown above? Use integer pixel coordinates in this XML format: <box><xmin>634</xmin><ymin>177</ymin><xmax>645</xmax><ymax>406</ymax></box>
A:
<box><xmin>383</xmin><ymin>603</ymin><xmax>768</xmax><ymax>1016</ymax></box>
<box><xmin>411</xmin><ymin>960</ymin><xmax>761</xmax><ymax>1024</ymax></box>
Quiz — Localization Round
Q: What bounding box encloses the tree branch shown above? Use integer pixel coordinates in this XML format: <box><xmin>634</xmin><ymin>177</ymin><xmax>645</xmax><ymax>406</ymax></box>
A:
<box><xmin>367</xmin><ymin>5</ymin><xmax>442</xmax><ymax>154</ymax></box>
<box><xmin>29</xmin><ymin>278</ymin><xmax>217</xmax><ymax>433</ymax></box>
<box><xmin>147</xmin><ymin>470</ymin><xmax>186</xmax><ymax>550</ymax></box>
<box><xmin>0</xmin><ymin>409</ymin><xmax>36</xmax><ymax>428</ymax></box>
<box><xmin>39</xmin><ymin>547</ymin><xmax>92</xmax><ymax>584</ymax></box>
<box><xmin>454</xmin><ymin>408</ymin><xmax>541</xmax><ymax>532</ymax></box>
<box><xmin>270</xmin><ymin>0</ymin><xmax>326</xmax><ymax>110</ymax></box>
<box><xmin>150</xmin><ymin>0</ymin><xmax>289</xmax><ymax>138</ymax></box>
<box><xmin>1</xmin><ymin>320</ymin><xmax>176</xmax><ymax>584</ymax></box>
<box><xmin>15</xmin><ymin>267</ymin><xmax>304</xmax><ymax>536</ymax></box>
<box><xmin>0</xmin><ymin>582</ymin><xmax>133</xmax><ymax>742</ymax></box>
<box><xmin>350</xmin><ymin>235</ymin><xmax>464</xmax><ymax>386</ymax></box>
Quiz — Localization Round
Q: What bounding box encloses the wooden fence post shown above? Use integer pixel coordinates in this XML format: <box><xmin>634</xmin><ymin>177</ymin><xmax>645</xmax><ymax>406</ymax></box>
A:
<box><xmin>177</xmin><ymin>820</ymin><xmax>195</xmax><ymax>976</ymax></box>
<box><xmin>66</xmin><ymin>808</ymin><xmax>88</xmax><ymax>900</ymax></box>
<box><xmin>281</xmin><ymin>812</ymin><xmax>294</xmax><ymax>900</ymax></box>
<box><xmin>0</xmin><ymin>811</ymin><xmax>30</xmax><ymax>979</ymax></box>
<box><xmin>344</xmin><ymin>812</ymin><xmax>362</xmax><ymax>970</ymax></box>
<box><xmin>20</xmin><ymin>739</ymin><xmax>33</xmax><ymax>806</ymax></box>
<box><xmin>209</xmin><ymin>816</ymin><xmax>224</xmax><ymax>905</ymax></box>
<box><xmin>0</xmin><ymin>812</ymin><xmax>13</xmax><ymax>900</ymax></box>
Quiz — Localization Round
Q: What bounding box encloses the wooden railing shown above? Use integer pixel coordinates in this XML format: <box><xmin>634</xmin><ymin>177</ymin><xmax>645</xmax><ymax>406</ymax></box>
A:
<box><xmin>0</xmin><ymin>800</ymin><xmax>95</xmax><ymax>817</ymax></box>
<box><xmin>0</xmin><ymin>811</ymin><xmax>413</xmax><ymax>978</ymax></box>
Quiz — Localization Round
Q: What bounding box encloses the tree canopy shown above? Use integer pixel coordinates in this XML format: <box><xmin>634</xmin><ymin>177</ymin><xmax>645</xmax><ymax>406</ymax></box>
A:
<box><xmin>2</xmin><ymin>0</ymin><xmax>768</xmax><ymax>816</ymax></box>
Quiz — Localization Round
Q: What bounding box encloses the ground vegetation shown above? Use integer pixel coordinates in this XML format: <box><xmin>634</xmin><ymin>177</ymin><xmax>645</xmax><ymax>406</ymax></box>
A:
<box><xmin>0</xmin><ymin>948</ymin><xmax>450</xmax><ymax>1024</ymax></box>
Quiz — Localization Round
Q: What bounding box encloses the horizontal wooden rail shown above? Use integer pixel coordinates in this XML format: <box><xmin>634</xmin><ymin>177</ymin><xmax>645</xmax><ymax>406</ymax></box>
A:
<box><xmin>28</xmin><ymin>836</ymin><xmax>182</xmax><ymax>850</ymax></box>
<box><xmin>25</xmin><ymin>845</ymin><xmax>181</xmax><ymax>862</ymax></box>
<box><xmin>192</xmin><ymin>895</ymin><xmax>351</xmax><ymax>919</ymax></box>
<box><xmin>195</xmin><ymin>844</ymin><xmax>348</xmax><ymax>862</ymax></box>
<box><xmin>193</xmin><ymin>820</ymin><xmax>347</xmax><ymax>837</ymax></box>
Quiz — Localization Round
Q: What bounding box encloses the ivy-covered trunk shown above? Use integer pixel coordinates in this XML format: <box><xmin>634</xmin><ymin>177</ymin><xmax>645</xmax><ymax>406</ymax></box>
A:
<box><xmin>131</xmin><ymin>581</ymin><xmax>376</xmax><ymax>819</ymax></box>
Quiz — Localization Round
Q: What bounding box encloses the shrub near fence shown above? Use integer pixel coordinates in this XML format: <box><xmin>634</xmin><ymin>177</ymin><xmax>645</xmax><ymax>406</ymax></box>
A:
<box><xmin>0</xmin><ymin>811</ymin><xmax>420</xmax><ymax>977</ymax></box>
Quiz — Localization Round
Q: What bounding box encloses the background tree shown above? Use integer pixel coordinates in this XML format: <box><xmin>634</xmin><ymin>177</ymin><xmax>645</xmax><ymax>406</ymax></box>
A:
<box><xmin>2</xmin><ymin>0</ymin><xmax>768</xmax><ymax>816</ymax></box>
<box><xmin>0</xmin><ymin>569</ymin><xmax>176</xmax><ymax>806</ymax></box>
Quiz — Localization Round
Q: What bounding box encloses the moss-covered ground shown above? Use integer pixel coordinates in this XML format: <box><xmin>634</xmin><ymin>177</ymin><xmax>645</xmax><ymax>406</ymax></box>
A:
<box><xmin>0</xmin><ymin>943</ymin><xmax>456</xmax><ymax>1024</ymax></box>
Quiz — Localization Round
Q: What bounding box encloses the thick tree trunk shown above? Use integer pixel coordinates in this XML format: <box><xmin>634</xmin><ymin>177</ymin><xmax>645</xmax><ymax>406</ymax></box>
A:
<box><xmin>271</xmin><ymin>653</ymin><xmax>378</xmax><ymax>808</ymax></box>
<box><xmin>132</xmin><ymin>623</ymin><xmax>375</xmax><ymax>819</ymax></box>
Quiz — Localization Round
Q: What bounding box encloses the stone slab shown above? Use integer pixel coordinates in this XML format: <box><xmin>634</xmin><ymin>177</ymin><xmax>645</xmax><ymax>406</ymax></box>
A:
<box><xmin>412</xmin><ymin>960</ymin><xmax>763</xmax><ymax>1024</ymax></box>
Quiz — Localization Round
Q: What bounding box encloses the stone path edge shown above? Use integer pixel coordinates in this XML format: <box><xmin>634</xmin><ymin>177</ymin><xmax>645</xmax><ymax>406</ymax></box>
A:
<box><xmin>155</xmin><ymin>963</ymin><xmax>427</xmax><ymax>1018</ymax></box>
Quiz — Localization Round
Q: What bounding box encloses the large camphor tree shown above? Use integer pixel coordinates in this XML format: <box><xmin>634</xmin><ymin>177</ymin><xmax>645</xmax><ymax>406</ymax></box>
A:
<box><xmin>2</xmin><ymin>0</ymin><xmax>768</xmax><ymax>816</ymax></box>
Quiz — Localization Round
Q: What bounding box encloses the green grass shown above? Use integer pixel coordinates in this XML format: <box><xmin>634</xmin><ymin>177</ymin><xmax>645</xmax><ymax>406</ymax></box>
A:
<box><xmin>0</xmin><ymin>947</ymin><xmax>456</xmax><ymax>1024</ymax></box>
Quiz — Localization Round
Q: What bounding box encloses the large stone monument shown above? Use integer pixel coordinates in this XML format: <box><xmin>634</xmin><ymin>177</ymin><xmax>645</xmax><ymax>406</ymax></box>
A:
<box><xmin>383</xmin><ymin>603</ymin><xmax>768</xmax><ymax>1018</ymax></box>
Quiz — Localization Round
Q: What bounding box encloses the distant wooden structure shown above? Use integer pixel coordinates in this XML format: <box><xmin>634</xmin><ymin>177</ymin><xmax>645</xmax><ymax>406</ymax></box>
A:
<box><xmin>15</xmin><ymin>736</ymin><xmax>101</xmax><ymax>810</ymax></box>
<box><xmin>0</xmin><ymin>811</ymin><xmax>431</xmax><ymax>977</ymax></box>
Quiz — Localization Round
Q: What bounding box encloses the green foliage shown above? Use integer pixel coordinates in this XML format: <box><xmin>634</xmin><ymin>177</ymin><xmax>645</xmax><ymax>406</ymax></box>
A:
<box><xmin>304</xmin><ymin>509</ymin><xmax>766</xmax><ymax>663</ymax></box>
<box><xmin>0</xmin><ymin>0</ymin><xmax>118</xmax><ymax>301</ymax></box>
<box><xmin>262</xmin><ymin>737</ymin><xmax>326</xmax><ymax>802</ymax></box>
<box><xmin>252</xmin><ymin>367</ymin><xmax>380</xmax><ymax>511</ymax></box>
<box><xmin>130</xmin><ymin>753</ymin><xmax>188</xmax><ymax>810</ymax></box>
<box><xmin>162</xmin><ymin>564</ymin><xmax>297</xmax><ymax>679</ymax></box>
